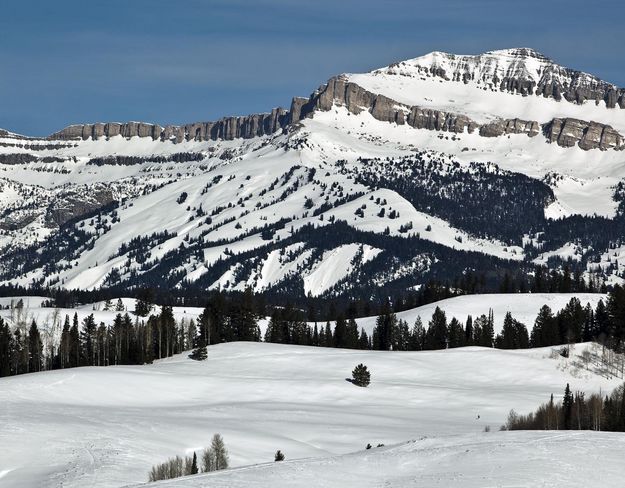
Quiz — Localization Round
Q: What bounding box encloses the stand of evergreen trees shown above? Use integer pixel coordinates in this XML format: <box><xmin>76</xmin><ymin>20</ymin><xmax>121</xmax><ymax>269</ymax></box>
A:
<box><xmin>505</xmin><ymin>382</ymin><xmax>625</xmax><ymax>432</ymax></box>
<box><xmin>3</xmin><ymin>284</ymin><xmax>625</xmax><ymax>379</ymax></box>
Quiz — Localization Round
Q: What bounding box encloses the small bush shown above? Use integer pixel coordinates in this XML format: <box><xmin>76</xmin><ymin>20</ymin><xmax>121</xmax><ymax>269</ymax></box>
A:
<box><xmin>189</xmin><ymin>346</ymin><xmax>207</xmax><ymax>361</ymax></box>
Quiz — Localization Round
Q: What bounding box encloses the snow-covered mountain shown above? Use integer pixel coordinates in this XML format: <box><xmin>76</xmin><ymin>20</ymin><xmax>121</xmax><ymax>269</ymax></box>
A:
<box><xmin>1</xmin><ymin>48</ymin><xmax>624</xmax><ymax>297</ymax></box>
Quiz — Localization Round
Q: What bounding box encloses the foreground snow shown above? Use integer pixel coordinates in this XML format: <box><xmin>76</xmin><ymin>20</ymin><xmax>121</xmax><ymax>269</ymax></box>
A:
<box><xmin>0</xmin><ymin>342</ymin><xmax>619</xmax><ymax>487</ymax></box>
<box><xmin>129</xmin><ymin>431</ymin><xmax>625</xmax><ymax>488</ymax></box>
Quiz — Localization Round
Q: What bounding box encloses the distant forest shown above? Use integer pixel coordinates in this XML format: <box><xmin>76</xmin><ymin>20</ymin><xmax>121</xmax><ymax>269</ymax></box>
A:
<box><xmin>1</xmin><ymin>279</ymin><xmax>625</xmax><ymax>379</ymax></box>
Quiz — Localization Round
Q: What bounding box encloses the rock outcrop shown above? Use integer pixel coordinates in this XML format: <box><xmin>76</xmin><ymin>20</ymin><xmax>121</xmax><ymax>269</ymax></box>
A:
<box><xmin>45</xmin><ymin>187</ymin><xmax>116</xmax><ymax>227</ymax></box>
<box><xmin>49</xmin><ymin>109</ymin><xmax>290</xmax><ymax>143</ymax></box>
<box><xmin>543</xmin><ymin>118</ymin><xmax>625</xmax><ymax>151</ymax></box>
<box><xmin>479</xmin><ymin>119</ymin><xmax>540</xmax><ymax>138</ymax></box>
<box><xmin>297</xmin><ymin>76</ymin><xmax>480</xmax><ymax>134</ymax></box>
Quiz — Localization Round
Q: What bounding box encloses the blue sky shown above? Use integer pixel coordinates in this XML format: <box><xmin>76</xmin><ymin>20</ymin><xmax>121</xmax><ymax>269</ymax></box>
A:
<box><xmin>2</xmin><ymin>0</ymin><xmax>623</xmax><ymax>136</ymax></box>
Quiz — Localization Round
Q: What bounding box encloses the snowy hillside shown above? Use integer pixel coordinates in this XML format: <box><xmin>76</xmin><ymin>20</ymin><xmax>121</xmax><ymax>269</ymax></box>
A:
<box><xmin>130</xmin><ymin>431</ymin><xmax>625</xmax><ymax>488</ymax></box>
<box><xmin>350</xmin><ymin>292</ymin><xmax>606</xmax><ymax>335</ymax></box>
<box><xmin>0</xmin><ymin>48</ymin><xmax>624</xmax><ymax>297</ymax></box>
<box><xmin>0</xmin><ymin>341</ymin><xmax>619</xmax><ymax>488</ymax></box>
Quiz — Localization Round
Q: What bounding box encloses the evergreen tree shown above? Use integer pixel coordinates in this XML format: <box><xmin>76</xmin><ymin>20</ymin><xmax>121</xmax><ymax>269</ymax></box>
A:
<box><xmin>0</xmin><ymin>318</ymin><xmax>12</xmax><ymax>377</ymax></box>
<box><xmin>334</xmin><ymin>315</ymin><xmax>347</xmax><ymax>348</ymax></box>
<box><xmin>496</xmin><ymin>312</ymin><xmax>529</xmax><ymax>349</ymax></box>
<box><xmin>189</xmin><ymin>323</ymin><xmax>208</xmax><ymax>361</ymax></box>
<box><xmin>80</xmin><ymin>314</ymin><xmax>97</xmax><ymax>366</ymax></box>
<box><xmin>312</xmin><ymin>324</ymin><xmax>319</xmax><ymax>346</ymax></box>
<box><xmin>351</xmin><ymin>363</ymin><xmax>371</xmax><ymax>387</ymax></box>
<box><xmin>274</xmin><ymin>450</ymin><xmax>285</xmax><ymax>462</ymax></box>
<box><xmin>563</xmin><ymin>383</ymin><xmax>573</xmax><ymax>430</ymax></box>
<box><xmin>559</xmin><ymin>298</ymin><xmax>584</xmax><ymax>344</ymax></box>
<box><xmin>191</xmin><ymin>452</ymin><xmax>198</xmax><ymax>475</ymax></box>
<box><xmin>425</xmin><ymin>307</ymin><xmax>447</xmax><ymax>349</ymax></box>
<box><xmin>324</xmin><ymin>321</ymin><xmax>333</xmax><ymax>347</ymax></box>
<box><xmin>345</xmin><ymin>318</ymin><xmax>359</xmax><ymax>349</ymax></box>
<box><xmin>70</xmin><ymin>313</ymin><xmax>80</xmax><ymax>367</ymax></box>
<box><xmin>409</xmin><ymin>317</ymin><xmax>425</xmax><ymax>351</ymax></box>
<box><xmin>373</xmin><ymin>302</ymin><xmax>396</xmax><ymax>350</ymax></box>
<box><xmin>28</xmin><ymin>320</ymin><xmax>43</xmax><ymax>373</ymax></box>
<box><xmin>531</xmin><ymin>305</ymin><xmax>557</xmax><ymax>347</ymax></box>
<box><xmin>595</xmin><ymin>299</ymin><xmax>610</xmax><ymax>340</ymax></box>
<box><xmin>135</xmin><ymin>288</ymin><xmax>154</xmax><ymax>317</ymax></box>
<box><xmin>464</xmin><ymin>315</ymin><xmax>474</xmax><ymax>346</ymax></box>
<box><xmin>230</xmin><ymin>288</ymin><xmax>259</xmax><ymax>341</ymax></box>
<box><xmin>358</xmin><ymin>328</ymin><xmax>370</xmax><ymax>349</ymax></box>
<box><xmin>60</xmin><ymin>315</ymin><xmax>71</xmax><ymax>368</ymax></box>
<box><xmin>447</xmin><ymin>317</ymin><xmax>464</xmax><ymax>348</ymax></box>
<box><xmin>582</xmin><ymin>303</ymin><xmax>596</xmax><ymax>342</ymax></box>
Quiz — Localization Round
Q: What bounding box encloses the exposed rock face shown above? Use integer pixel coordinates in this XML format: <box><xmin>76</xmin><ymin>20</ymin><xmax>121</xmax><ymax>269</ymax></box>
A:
<box><xmin>479</xmin><ymin>119</ymin><xmax>540</xmax><ymax>138</ymax></box>
<box><xmin>407</xmin><ymin>107</ymin><xmax>477</xmax><ymax>133</ymax></box>
<box><xmin>45</xmin><ymin>187</ymin><xmax>116</xmax><ymax>227</ymax></box>
<box><xmin>543</xmin><ymin>118</ymin><xmax>625</xmax><ymax>151</ymax></box>
<box><xmin>49</xmin><ymin>109</ymin><xmax>290</xmax><ymax>143</ymax></box>
<box><xmin>298</xmin><ymin>76</ymin><xmax>480</xmax><ymax>134</ymax></box>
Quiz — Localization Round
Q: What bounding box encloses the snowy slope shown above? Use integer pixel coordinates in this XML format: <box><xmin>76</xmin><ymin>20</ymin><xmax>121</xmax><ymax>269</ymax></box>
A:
<box><xmin>350</xmin><ymin>293</ymin><xmax>606</xmax><ymax>335</ymax></box>
<box><xmin>0</xmin><ymin>48</ymin><xmax>624</xmax><ymax>295</ymax></box>
<box><xmin>348</xmin><ymin>48</ymin><xmax>625</xmax><ymax>130</ymax></box>
<box><xmin>0</xmin><ymin>342</ymin><xmax>619</xmax><ymax>488</ymax></box>
<box><xmin>130</xmin><ymin>431</ymin><xmax>625</xmax><ymax>488</ymax></box>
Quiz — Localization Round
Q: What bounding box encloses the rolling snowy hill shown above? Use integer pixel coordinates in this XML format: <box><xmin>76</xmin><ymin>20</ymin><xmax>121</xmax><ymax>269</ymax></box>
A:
<box><xmin>129</xmin><ymin>431</ymin><xmax>625</xmax><ymax>488</ymax></box>
<box><xmin>0</xmin><ymin>341</ymin><xmax>620</xmax><ymax>488</ymax></box>
<box><xmin>0</xmin><ymin>48</ymin><xmax>624</xmax><ymax>299</ymax></box>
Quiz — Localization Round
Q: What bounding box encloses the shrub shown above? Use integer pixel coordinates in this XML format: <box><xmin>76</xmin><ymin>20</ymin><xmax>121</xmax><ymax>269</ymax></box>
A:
<box><xmin>189</xmin><ymin>346</ymin><xmax>207</xmax><ymax>361</ymax></box>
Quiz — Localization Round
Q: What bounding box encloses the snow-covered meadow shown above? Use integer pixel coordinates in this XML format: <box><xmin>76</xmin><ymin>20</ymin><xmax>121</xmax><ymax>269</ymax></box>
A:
<box><xmin>0</xmin><ymin>341</ymin><xmax>620</xmax><ymax>487</ymax></box>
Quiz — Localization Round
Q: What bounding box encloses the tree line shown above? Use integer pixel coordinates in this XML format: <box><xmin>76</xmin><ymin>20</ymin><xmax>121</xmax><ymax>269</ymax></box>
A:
<box><xmin>3</xmin><ymin>285</ymin><xmax>625</xmax><ymax>378</ymax></box>
<box><xmin>505</xmin><ymin>382</ymin><xmax>625</xmax><ymax>432</ymax></box>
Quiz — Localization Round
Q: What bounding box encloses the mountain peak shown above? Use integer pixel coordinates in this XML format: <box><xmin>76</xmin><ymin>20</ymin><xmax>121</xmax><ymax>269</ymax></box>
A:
<box><xmin>356</xmin><ymin>46</ymin><xmax>622</xmax><ymax>105</ymax></box>
<box><xmin>483</xmin><ymin>47</ymin><xmax>552</xmax><ymax>61</ymax></box>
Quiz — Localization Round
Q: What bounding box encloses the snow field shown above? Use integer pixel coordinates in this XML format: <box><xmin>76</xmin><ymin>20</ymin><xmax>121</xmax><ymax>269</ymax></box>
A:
<box><xmin>0</xmin><ymin>341</ymin><xmax>620</xmax><ymax>487</ymax></box>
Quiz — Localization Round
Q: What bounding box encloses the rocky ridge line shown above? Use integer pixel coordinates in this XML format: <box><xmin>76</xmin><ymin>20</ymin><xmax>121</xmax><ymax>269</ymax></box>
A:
<box><xmin>297</xmin><ymin>76</ymin><xmax>624</xmax><ymax>151</ymax></box>
<box><xmin>44</xmin><ymin>71</ymin><xmax>625</xmax><ymax>152</ymax></box>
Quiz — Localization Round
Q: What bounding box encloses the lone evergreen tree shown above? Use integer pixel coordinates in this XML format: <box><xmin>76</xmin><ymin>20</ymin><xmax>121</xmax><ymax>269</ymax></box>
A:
<box><xmin>351</xmin><ymin>363</ymin><xmax>371</xmax><ymax>387</ymax></box>
<box><xmin>274</xmin><ymin>450</ymin><xmax>285</xmax><ymax>461</ymax></box>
